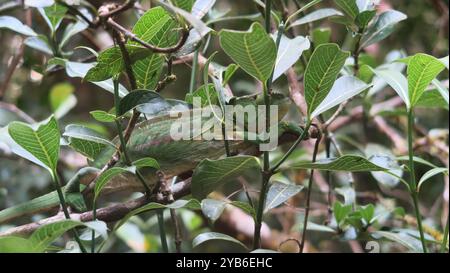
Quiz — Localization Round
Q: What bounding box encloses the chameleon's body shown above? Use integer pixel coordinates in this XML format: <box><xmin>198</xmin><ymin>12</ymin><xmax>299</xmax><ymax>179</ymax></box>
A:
<box><xmin>0</xmin><ymin>103</ymin><xmax>302</xmax><ymax>224</ymax></box>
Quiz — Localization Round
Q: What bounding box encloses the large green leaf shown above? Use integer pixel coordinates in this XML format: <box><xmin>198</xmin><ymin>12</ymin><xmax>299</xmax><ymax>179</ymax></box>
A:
<box><xmin>272</xmin><ymin>34</ymin><xmax>310</xmax><ymax>82</ymax></box>
<box><xmin>192</xmin><ymin>232</ymin><xmax>247</xmax><ymax>249</ymax></box>
<box><xmin>64</xmin><ymin>61</ymin><xmax>129</xmax><ymax>97</ymax></box>
<box><xmin>63</xmin><ymin>124</ymin><xmax>115</xmax><ymax>160</ymax></box>
<box><xmin>310</xmin><ymin>75</ymin><xmax>371</xmax><ymax>118</ymax></box>
<box><xmin>115</xmin><ymin>199</ymin><xmax>201</xmax><ymax>229</ymax></box>
<box><xmin>39</xmin><ymin>3</ymin><xmax>67</xmax><ymax>34</ymax></box>
<box><xmin>289</xmin><ymin>8</ymin><xmax>343</xmax><ymax>27</ymax></box>
<box><xmin>191</xmin><ymin>156</ymin><xmax>261</xmax><ymax>200</ymax></box>
<box><xmin>418</xmin><ymin>167</ymin><xmax>448</xmax><ymax>191</ymax></box>
<box><xmin>304</xmin><ymin>43</ymin><xmax>350</xmax><ymax>119</ymax></box>
<box><xmin>407</xmin><ymin>53</ymin><xmax>445</xmax><ymax>107</ymax></box>
<box><xmin>8</xmin><ymin>116</ymin><xmax>60</xmax><ymax>175</ymax></box>
<box><xmin>133</xmin><ymin>54</ymin><xmax>165</xmax><ymax>90</ymax></box>
<box><xmin>335</xmin><ymin>0</ymin><xmax>359</xmax><ymax>19</ymax></box>
<box><xmin>118</xmin><ymin>90</ymin><xmax>169</xmax><ymax>116</ymax></box>
<box><xmin>373</xmin><ymin>231</ymin><xmax>423</xmax><ymax>253</ymax></box>
<box><xmin>370</xmin><ymin>67</ymin><xmax>410</xmax><ymax>109</ymax></box>
<box><xmin>0</xmin><ymin>237</ymin><xmax>35</xmax><ymax>253</ymax></box>
<box><xmin>360</xmin><ymin>10</ymin><xmax>407</xmax><ymax>49</ymax></box>
<box><xmin>85</xmin><ymin>45</ymin><xmax>150</xmax><ymax>82</ymax></box>
<box><xmin>220</xmin><ymin>22</ymin><xmax>277</xmax><ymax>83</ymax></box>
<box><xmin>415</xmin><ymin>90</ymin><xmax>449</xmax><ymax>110</ymax></box>
<box><xmin>264</xmin><ymin>181</ymin><xmax>304</xmax><ymax>213</ymax></box>
<box><xmin>287</xmin><ymin>155</ymin><xmax>388</xmax><ymax>172</ymax></box>
<box><xmin>94</xmin><ymin>166</ymin><xmax>136</xmax><ymax>201</ymax></box>
<box><xmin>0</xmin><ymin>16</ymin><xmax>37</xmax><ymax>36</ymax></box>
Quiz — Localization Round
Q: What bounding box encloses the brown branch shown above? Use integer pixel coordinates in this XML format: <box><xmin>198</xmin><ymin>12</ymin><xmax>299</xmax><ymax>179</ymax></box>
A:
<box><xmin>107</xmin><ymin>18</ymin><xmax>189</xmax><ymax>54</ymax></box>
<box><xmin>0</xmin><ymin>178</ymin><xmax>192</xmax><ymax>237</ymax></box>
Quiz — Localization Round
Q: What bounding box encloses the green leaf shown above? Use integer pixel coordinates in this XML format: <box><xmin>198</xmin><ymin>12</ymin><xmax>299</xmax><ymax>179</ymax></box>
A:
<box><xmin>90</xmin><ymin>110</ymin><xmax>116</xmax><ymax>123</ymax></box>
<box><xmin>360</xmin><ymin>10</ymin><xmax>407</xmax><ymax>49</ymax></box>
<box><xmin>418</xmin><ymin>167</ymin><xmax>448</xmax><ymax>191</ymax></box>
<box><xmin>373</xmin><ymin>231</ymin><xmax>423</xmax><ymax>253</ymax></box>
<box><xmin>39</xmin><ymin>3</ymin><xmax>68</xmax><ymax>34</ymax></box>
<box><xmin>355</xmin><ymin>9</ymin><xmax>376</xmax><ymax>28</ymax></box>
<box><xmin>25</xmin><ymin>0</ymin><xmax>54</xmax><ymax>7</ymax></box>
<box><xmin>60</xmin><ymin>10</ymin><xmax>91</xmax><ymax>48</ymax></box>
<box><xmin>310</xmin><ymin>75</ymin><xmax>371</xmax><ymax>118</ymax></box>
<box><xmin>118</xmin><ymin>90</ymin><xmax>168</xmax><ymax>116</ymax></box>
<box><xmin>64</xmin><ymin>61</ymin><xmax>129</xmax><ymax>97</ymax></box>
<box><xmin>272</xmin><ymin>34</ymin><xmax>310</xmax><ymax>82</ymax></box>
<box><xmin>407</xmin><ymin>53</ymin><xmax>445</xmax><ymax>107</ymax></box>
<box><xmin>8</xmin><ymin>116</ymin><xmax>60</xmax><ymax>175</ymax></box>
<box><xmin>304</xmin><ymin>43</ymin><xmax>350</xmax><ymax>119</ymax></box>
<box><xmin>333</xmin><ymin>201</ymin><xmax>352</xmax><ymax>225</ymax></box>
<box><xmin>0</xmin><ymin>236</ymin><xmax>35</xmax><ymax>253</ymax></box>
<box><xmin>158</xmin><ymin>1</ymin><xmax>212</xmax><ymax>38</ymax></box>
<box><xmin>312</xmin><ymin>28</ymin><xmax>331</xmax><ymax>46</ymax></box>
<box><xmin>264</xmin><ymin>181</ymin><xmax>303</xmax><ymax>213</ymax></box>
<box><xmin>335</xmin><ymin>0</ymin><xmax>359</xmax><ymax>19</ymax></box>
<box><xmin>222</xmin><ymin>64</ymin><xmax>239</xmax><ymax>86</ymax></box>
<box><xmin>432</xmin><ymin>79</ymin><xmax>449</xmax><ymax>105</ymax></box>
<box><xmin>220</xmin><ymin>22</ymin><xmax>277</xmax><ymax>83</ymax></box>
<box><xmin>191</xmin><ymin>156</ymin><xmax>261</xmax><ymax>200</ymax></box>
<box><xmin>230</xmin><ymin>201</ymin><xmax>256</xmax><ymax>219</ymax></box>
<box><xmin>173</xmin><ymin>0</ymin><xmax>195</xmax><ymax>12</ymax></box>
<box><xmin>132</xmin><ymin>6</ymin><xmax>179</xmax><ymax>45</ymax></box>
<box><xmin>63</xmin><ymin>124</ymin><xmax>114</xmax><ymax>160</ymax></box>
<box><xmin>192</xmin><ymin>232</ymin><xmax>247</xmax><ymax>249</ymax></box>
<box><xmin>0</xmin><ymin>16</ymin><xmax>37</xmax><ymax>36</ymax></box>
<box><xmin>415</xmin><ymin>90</ymin><xmax>449</xmax><ymax>110</ymax></box>
<box><xmin>133</xmin><ymin>54</ymin><xmax>165</xmax><ymax>90</ymax></box>
<box><xmin>85</xmin><ymin>45</ymin><xmax>150</xmax><ymax>82</ymax></box>
<box><xmin>185</xmin><ymin>84</ymin><xmax>218</xmax><ymax>106</ymax></box>
<box><xmin>49</xmin><ymin>83</ymin><xmax>77</xmax><ymax>119</ymax></box>
<box><xmin>396</xmin><ymin>156</ymin><xmax>438</xmax><ymax>169</ymax></box>
<box><xmin>115</xmin><ymin>199</ymin><xmax>201</xmax><ymax>229</ymax></box>
<box><xmin>369</xmin><ymin>67</ymin><xmax>410</xmax><ymax>109</ymax></box>
<box><xmin>365</xmin><ymin>144</ymin><xmax>403</xmax><ymax>188</ymax></box>
<box><xmin>191</xmin><ymin>0</ymin><xmax>217</xmax><ymax>19</ymax></box>
<box><xmin>132</xmin><ymin>157</ymin><xmax>160</xmax><ymax>170</ymax></box>
<box><xmin>201</xmin><ymin>199</ymin><xmax>226</xmax><ymax>221</ymax></box>
<box><xmin>24</xmin><ymin>35</ymin><xmax>53</xmax><ymax>55</ymax></box>
<box><xmin>289</xmin><ymin>8</ymin><xmax>343</xmax><ymax>27</ymax></box>
<box><xmin>29</xmin><ymin>220</ymin><xmax>84</xmax><ymax>252</ymax></box>
<box><xmin>288</xmin><ymin>155</ymin><xmax>388</xmax><ymax>172</ymax></box>
<box><xmin>94</xmin><ymin>166</ymin><xmax>136</xmax><ymax>201</ymax></box>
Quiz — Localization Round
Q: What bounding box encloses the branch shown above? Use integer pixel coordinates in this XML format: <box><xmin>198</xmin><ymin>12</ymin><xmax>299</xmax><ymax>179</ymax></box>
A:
<box><xmin>107</xmin><ymin>18</ymin><xmax>189</xmax><ymax>54</ymax></box>
<box><xmin>0</xmin><ymin>178</ymin><xmax>191</xmax><ymax>237</ymax></box>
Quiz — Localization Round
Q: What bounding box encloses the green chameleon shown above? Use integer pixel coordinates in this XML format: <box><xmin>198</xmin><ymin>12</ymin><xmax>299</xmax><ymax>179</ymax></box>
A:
<box><xmin>0</xmin><ymin>96</ymin><xmax>304</xmax><ymax>224</ymax></box>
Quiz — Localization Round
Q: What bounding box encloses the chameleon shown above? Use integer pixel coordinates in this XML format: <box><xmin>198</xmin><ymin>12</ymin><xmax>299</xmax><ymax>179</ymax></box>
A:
<box><xmin>0</xmin><ymin>97</ymin><xmax>305</xmax><ymax>224</ymax></box>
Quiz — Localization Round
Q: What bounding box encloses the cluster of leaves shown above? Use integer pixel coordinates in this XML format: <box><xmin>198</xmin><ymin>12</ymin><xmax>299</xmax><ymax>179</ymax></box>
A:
<box><xmin>0</xmin><ymin>0</ymin><xmax>448</xmax><ymax>253</ymax></box>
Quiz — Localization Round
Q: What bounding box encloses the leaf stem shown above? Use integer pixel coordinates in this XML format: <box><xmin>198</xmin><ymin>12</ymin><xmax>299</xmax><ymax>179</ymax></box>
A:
<box><xmin>407</xmin><ymin>109</ymin><xmax>427</xmax><ymax>253</ymax></box>
<box><xmin>54</xmin><ymin>174</ymin><xmax>87</xmax><ymax>253</ymax></box>
<box><xmin>300</xmin><ymin>131</ymin><xmax>321</xmax><ymax>253</ymax></box>
<box><xmin>441</xmin><ymin>215</ymin><xmax>449</xmax><ymax>253</ymax></box>
<box><xmin>271</xmin><ymin>121</ymin><xmax>311</xmax><ymax>173</ymax></box>
<box><xmin>157</xmin><ymin>210</ymin><xmax>169</xmax><ymax>253</ymax></box>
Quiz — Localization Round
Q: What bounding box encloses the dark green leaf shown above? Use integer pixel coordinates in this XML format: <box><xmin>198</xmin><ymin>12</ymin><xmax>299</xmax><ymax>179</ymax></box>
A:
<box><xmin>220</xmin><ymin>22</ymin><xmax>277</xmax><ymax>83</ymax></box>
<box><xmin>288</xmin><ymin>155</ymin><xmax>388</xmax><ymax>172</ymax></box>
<box><xmin>0</xmin><ymin>16</ymin><xmax>37</xmax><ymax>36</ymax></box>
<box><xmin>192</xmin><ymin>232</ymin><xmax>247</xmax><ymax>249</ymax></box>
<box><xmin>335</xmin><ymin>0</ymin><xmax>359</xmax><ymax>19</ymax></box>
<box><xmin>192</xmin><ymin>156</ymin><xmax>261</xmax><ymax>200</ymax></box>
<box><xmin>407</xmin><ymin>53</ymin><xmax>445</xmax><ymax>107</ymax></box>
<box><xmin>118</xmin><ymin>90</ymin><xmax>168</xmax><ymax>116</ymax></box>
<box><xmin>8</xmin><ymin>116</ymin><xmax>60</xmax><ymax>175</ymax></box>
<box><xmin>264</xmin><ymin>181</ymin><xmax>303</xmax><ymax>213</ymax></box>
<box><xmin>360</xmin><ymin>10</ymin><xmax>407</xmax><ymax>49</ymax></box>
<box><xmin>304</xmin><ymin>43</ymin><xmax>350</xmax><ymax>119</ymax></box>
